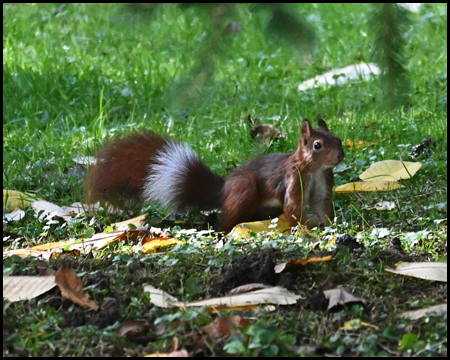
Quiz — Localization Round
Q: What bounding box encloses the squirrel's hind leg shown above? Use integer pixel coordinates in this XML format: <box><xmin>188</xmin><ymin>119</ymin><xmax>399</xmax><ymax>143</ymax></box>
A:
<box><xmin>220</xmin><ymin>171</ymin><xmax>261</xmax><ymax>234</ymax></box>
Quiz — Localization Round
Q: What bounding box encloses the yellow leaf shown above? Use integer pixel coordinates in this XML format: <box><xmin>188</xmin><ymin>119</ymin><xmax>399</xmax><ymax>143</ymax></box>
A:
<box><xmin>344</xmin><ymin>139</ymin><xmax>378</xmax><ymax>149</ymax></box>
<box><xmin>274</xmin><ymin>254</ymin><xmax>334</xmax><ymax>273</ymax></box>
<box><xmin>3</xmin><ymin>189</ymin><xmax>39</xmax><ymax>212</ymax></box>
<box><xmin>142</xmin><ymin>238</ymin><xmax>181</xmax><ymax>253</ymax></box>
<box><xmin>334</xmin><ymin>181</ymin><xmax>403</xmax><ymax>193</ymax></box>
<box><xmin>340</xmin><ymin>318</ymin><xmax>379</xmax><ymax>330</ymax></box>
<box><xmin>359</xmin><ymin>160</ymin><xmax>422</xmax><ymax>182</ymax></box>
<box><xmin>30</xmin><ymin>231</ymin><xmax>125</xmax><ymax>252</ymax></box>
<box><xmin>228</xmin><ymin>214</ymin><xmax>292</xmax><ymax>236</ymax></box>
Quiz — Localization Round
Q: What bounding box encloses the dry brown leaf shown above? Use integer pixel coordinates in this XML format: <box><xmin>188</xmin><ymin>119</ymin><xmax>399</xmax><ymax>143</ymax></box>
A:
<box><xmin>373</xmin><ymin>201</ymin><xmax>396</xmax><ymax>211</ymax></box>
<box><xmin>228</xmin><ymin>283</ymin><xmax>272</xmax><ymax>295</ymax></box>
<box><xmin>3</xmin><ymin>249</ymin><xmax>52</xmax><ymax>259</ymax></box>
<box><xmin>112</xmin><ymin>214</ymin><xmax>147</xmax><ymax>229</ymax></box>
<box><xmin>144</xmin><ymin>285</ymin><xmax>302</xmax><ymax>309</ymax></box>
<box><xmin>274</xmin><ymin>254</ymin><xmax>334</xmax><ymax>273</ymax></box>
<box><xmin>3</xmin><ymin>275</ymin><xmax>56</xmax><ymax>302</ymax></box>
<box><xmin>144</xmin><ymin>349</ymin><xmax>189</xmax><ymax>357</ymax></box>
<box><xmin>3</xmin><ymin>209</ymin><xmax>26</xmax><ymax>222</ymax></box>
<box><xmin>202</xmin><ymin>315</ymin><xmax>250</xmax><ymax>341</ymax></box>
<box><xmin>400</xmin><ymin>303</ymin><xmax>447</xmax><ymax>320</ymax></box>
<box><xmin>55</xmin><ymin>265</ymin><xmax>99</xmax><ymax>311</ymax></box>
<box><xmin>323</xmin><ymin>285</ymin><xmax>364</xmax><ymax>310</ymax></box>
<box><xmin>185</xmin><ymin>286</ymin><xmax>302</xmax><ymax>308</ymax></box>
<box><xmin>251</xmin><ymin>124</ymin><xmax>286</xmax><ymax>142</ymax></box>
<box><xmin>118</xmin><ymin>320</ymin><xmax>150</xmax><ymax>337</ymax></box>
<box><xmin>386</xmin><ymin>261</ymin><xmax>447</xmax><ymax>282</ymax></box>
<box><xmin>149</xmin><ymin>226</ymin><xmax>167</xmax><ymax>237</ymax></box>
<box><xmin>144</xmin><ymin>285</ymin><xmax>180</xmax><ymax>308</ymax></box>
<box><xmin>32</xmin><ymin>200</ymin><xmax>75</xmax><ymax>223</ymax></box>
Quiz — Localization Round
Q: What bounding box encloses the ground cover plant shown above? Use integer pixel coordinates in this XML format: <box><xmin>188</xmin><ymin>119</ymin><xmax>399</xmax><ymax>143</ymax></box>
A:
<box><xmin>3</xmin><ymin>3</ymin><xmax>447</xmax><ymax>357</ymax></box>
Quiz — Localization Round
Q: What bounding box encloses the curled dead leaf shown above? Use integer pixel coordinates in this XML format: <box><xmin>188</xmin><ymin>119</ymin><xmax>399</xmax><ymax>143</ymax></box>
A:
<box><xmin>55</xmin><ymin>265</ymin><xmax>99</xmax><ymax>311</ymax></box>
<box><xmin>118</xmin><ymin>320</ymin><xmax>150</xmax><ymax>337</ymax></box>
<box><xmin>323</xmin><ymin>285</ymin><xmax>364</xmax><ymax>310</ymax></box>
<box><xmin>202</xmin><ymin>315</ymin><xmax>250</xmax><ymax>341</ymax></box>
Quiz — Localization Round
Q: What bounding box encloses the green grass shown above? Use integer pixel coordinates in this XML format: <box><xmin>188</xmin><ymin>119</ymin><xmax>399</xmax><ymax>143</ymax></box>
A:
<box><xmin>3</xmin><ymin>3</ymin><xmax>447</xmax><ymax>357</ymax></box>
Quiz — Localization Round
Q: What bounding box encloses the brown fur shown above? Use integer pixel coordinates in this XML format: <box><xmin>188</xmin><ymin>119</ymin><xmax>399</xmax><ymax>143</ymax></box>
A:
<box><xmin>85</xmin><ymin>132</ymin><xmax>169</xmax><ymax>208</ymax></box>
<box><xmin>220</xmin><ymin>119</ymin><xmax>344</xmax><ymax>232</ymax></box>
<box><xmin>85</xmin><ymin>119</ymin><xmax>344</xmax><ymax>233</ymax></box>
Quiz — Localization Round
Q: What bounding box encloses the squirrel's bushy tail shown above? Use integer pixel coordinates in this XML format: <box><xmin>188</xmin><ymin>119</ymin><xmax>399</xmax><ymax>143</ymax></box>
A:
<box><xmin>143</xmin><ymin>141</ymin><xmax>224</xmax><ymax>211</ymax></box>
<box><xmin>85</xmin><ymin>132</ymin><xmax>224</xmax><ymax>211</ymax></box>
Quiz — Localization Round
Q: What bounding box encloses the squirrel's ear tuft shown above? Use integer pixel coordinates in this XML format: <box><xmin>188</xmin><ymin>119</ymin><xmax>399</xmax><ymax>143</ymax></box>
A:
<box><xmin>317</xmin><ymin>118</ymin><xmax>330</xmax><ymax>132</ymax></box>
<box><xmin>301</xmin><ymin>119</ymin><xmax>312</xmax><ymax>138</ymax></box>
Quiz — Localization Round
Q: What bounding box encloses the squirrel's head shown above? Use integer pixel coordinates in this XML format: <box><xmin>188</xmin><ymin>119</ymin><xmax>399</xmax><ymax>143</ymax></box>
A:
<box><xmin>298</xmin><ymin>118</ymin><xmax>345</xmax><ymax>170</ymax></box>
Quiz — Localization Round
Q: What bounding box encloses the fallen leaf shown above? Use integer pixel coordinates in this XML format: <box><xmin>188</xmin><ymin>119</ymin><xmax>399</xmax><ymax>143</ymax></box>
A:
<box><xmin>202</xmin><ymin>315</ymin><xmax>250</xmax><ymax>341</ymax></box>
<box><xmin>334</xmin><ymin>180</ymin><xmax>403</xmax><ymax>193</ymax></box>
<box><xmin>3</xmin><ymin>209</ymin><xmax>26</xmax><ymax>222</ymax></box>
<box><xmin>323</xmin><ymin>286</ymin><xmax>364</xmax><ymax>310</ymax></box>
<box><xmin>144</xmin><ymin>349</ymin><xmax>189</xmax><ymax>357</ymax></box>
<box><xmin>118</xmin><ymin>320</ymin><xmax>150</xmax><ymax>337</ymax></box>
<box><xmin>344</xmin><ymin>139</ymin><xmax>378</xmax><ymax>149</ymax></box>
<box><xmin>359</xmin><ymin>160</ymin><xmax>422</xmax><ymax>182</ymax></box>
<box><xmin>298</xmin><ymin>62</ymin><xmax>380</xmax><ymax>91</ymax></box>
<box><xmin>228</xmin><ymin>214</ymin><xmax>292</xmax><ymax>236</ymax></box>
<box><xmin>3</xmin><ymin>189</ymin><xmax>38</xmax><ymax>212</ymax></box>
<box><xmin>400</xmin><ymin>303</ymin><xmax>447</xmax><ymax>320</ymax></box>
<box><xmin>2</xmin><ymin>249</ymin><xmax>52</xmax><ymax>259</ymax></box>
<box><xmin>60</xmin><ymin>202</ymin><xmax>90</xmax><ymax>216</ymax></box>
<box><xmin>144</xmin><ymin>285</ymin><xmax>180</xmax><ymax>308</ymax></box>
<box><xmin>228</xmin><ymin>283</ymin><xmax>272</xmax><ymax>295</ymax></box>
<box><xmin>339</xmin><ymin>318</ymin><xmax>379</xmax><ymax>330</ymax></box>
<box><xmin>142</xmin><ymin>237</ymin><xmax>181</xmax><ymax>253</ymax></box>
<box><xmin>250</xmin><ymin>124</ymin><xmax>286</xmax><ymax>143</ymax></box>
<box><xmin>32</xmin><ymin>200</ymin><xmax>74</xmax><ymax>223</ymax></box>
<box><xmin>113</xmin><ymin>214</ymin><xmax>147</xmax><ymax>230</ymax></box>
<box><xmin>373</xmin><ymin>201</ymin><xmax>396</xmax><ymax>211</ymax></box>
<box><xmin>274</xmin><ymin>254</ymin><xmax>334</xmax><ymax>273</ymax></box>
<box><xmin>55</xmin><ymin>265</ymin><xmax>99</xmax><ymax>311</ymax></box>
<box><xmin>30</xmin><ymin>231</ymin><xmax>125</xmax><ymax>253</ymax></box>
<box><xmin>185</xmin><ymin>286</ymin><xmax>302</xmax><ymax>308</ymax></box>
<box><xmin>335</xmin><ymin>160</ymin><xmax>422</xmax><ymax>193</ymax></box>
<box><xmin>144</xmin><ymin>285</ymin><xmax>302</xmax><ymax>309</ymax></box>
<box><xmin>3</xmin><ymin>275</ymin><xmax>56</xmax><ymax>302</ymax></box>
<box><xmin>386</xmin><ymin>262</ymin><xmax>447</xmax><ymax>282</ymax></box>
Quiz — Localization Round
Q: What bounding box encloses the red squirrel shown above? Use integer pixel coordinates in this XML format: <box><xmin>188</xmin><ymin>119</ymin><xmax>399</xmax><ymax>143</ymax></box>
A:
<box><xmin>85</xmin><ymin>119</ymin><xmax>344</xmax><ymax>233</ymax></box>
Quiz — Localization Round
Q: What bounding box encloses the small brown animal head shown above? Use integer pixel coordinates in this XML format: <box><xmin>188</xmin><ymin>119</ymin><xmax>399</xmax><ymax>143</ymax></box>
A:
<box><xmin>298</xmin><ymin>119</ymin><xmax>344</xmax><ymax>171</ymax></box>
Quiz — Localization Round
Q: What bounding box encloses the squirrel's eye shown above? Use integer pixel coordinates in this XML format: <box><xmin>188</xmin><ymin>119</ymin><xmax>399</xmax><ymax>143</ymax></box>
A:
<box><xmin>314</xmin><ymin>141</ymin><xmax>322</xmax><ymax>150</ymax></box>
